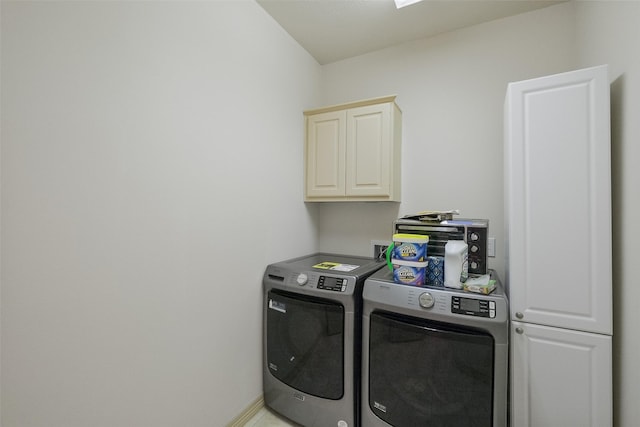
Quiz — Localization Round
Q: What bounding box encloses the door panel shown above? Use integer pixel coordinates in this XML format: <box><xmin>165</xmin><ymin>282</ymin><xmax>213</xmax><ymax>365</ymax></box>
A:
<box><xmin>346</xmin><ymin>103</ymin><xmax>390</xmax><ymax>196</ymax></box>
<box><xmin>368</xmin><ymin>311</ymin><xmax>494</xmax><ymax>427</ymax></box>
<box><xmin>505</xmin><ymin>65</ymin><xmax>611</xmax><ymax>334</ymax></box>
<box><xmin>510</xmin><ymin>321</ymin><xmax>612</xmax><ymax>427</ymax></box>
<box><xmin>306</xmin><ymin>110</ymin><xmax>346</xmax><ymax>197</ymax></box>
<box><xmin>266</xmin><ymin>290</ymin><xmax>345</xmax><ymax>399</ymax></box>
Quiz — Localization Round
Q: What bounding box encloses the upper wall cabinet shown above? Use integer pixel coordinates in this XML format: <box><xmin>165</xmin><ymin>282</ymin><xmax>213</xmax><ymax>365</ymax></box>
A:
<box><xmin>304</xmin><ymin>96</ymin><xmax>402</xmax><ymax>202</ymax></box>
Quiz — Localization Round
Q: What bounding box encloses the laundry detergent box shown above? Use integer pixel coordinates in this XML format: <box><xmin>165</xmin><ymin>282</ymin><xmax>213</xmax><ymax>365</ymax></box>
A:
<box><xmin>392</xmin><ymin>233</ymin><xmax>429</xmax><ymax>262</ymax></box>
<box><xmin>393</xmin><ymin>259</ymin><xmax>428</xmax><ymax>286</ymax></box>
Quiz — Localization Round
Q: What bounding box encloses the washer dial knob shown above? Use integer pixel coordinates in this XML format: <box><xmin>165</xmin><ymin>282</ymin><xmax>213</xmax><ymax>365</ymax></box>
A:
<box><xmin>296</xmin><ymin>273</ymin><xmax>308</xmax><ymax>286</ymax></box>
<box><xmin>419</xmin><ymin>292</ymin><xmax>435</xmax><ymax>308</ymax></box>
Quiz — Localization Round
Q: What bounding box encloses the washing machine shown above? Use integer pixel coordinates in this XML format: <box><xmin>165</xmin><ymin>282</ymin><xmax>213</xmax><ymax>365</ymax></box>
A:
<box><xmin>263</xmin><ymin>253</ymin><xmax>385</xmax><ymax>427</ymax></box>
<box><xmin>361</xmin><ymin>268</ymin><xmax>509</xmax><ymax>427</ymax></box>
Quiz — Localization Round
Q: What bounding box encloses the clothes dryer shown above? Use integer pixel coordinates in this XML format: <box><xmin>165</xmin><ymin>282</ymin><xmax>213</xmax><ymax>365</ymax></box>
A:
<box><xmin>362</xmin><ymin>268</ymin><xmax>509</xmax><ymax>427</ymax></box>
<box><xmin>263</xmin><ymin>253</ymin><xmax>385</xmax><ymax>427</ymax></box>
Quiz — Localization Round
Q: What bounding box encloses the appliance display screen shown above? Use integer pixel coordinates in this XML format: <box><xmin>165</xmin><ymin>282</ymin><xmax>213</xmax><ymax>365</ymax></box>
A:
<box><xmin>317</xmin><ymin>276</ymin><xmax>345</xmax><ymax>292</ymax></box>
<box><xmin>460</xmin><ymin>298</ymin><xmax>480</xmax><ymax>312</ymax></box>
<box><xmin>323</xmin><ymin>277</ymin><xmax>341</xmax><ymax>287</ymax></box>
<box><xmin>451</xmin><ymin>295</ymin><xmax>492</xmax><ymax>317</ymax></box>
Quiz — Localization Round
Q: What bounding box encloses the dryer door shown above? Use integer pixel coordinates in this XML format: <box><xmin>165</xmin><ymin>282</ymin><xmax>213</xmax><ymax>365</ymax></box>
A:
<box><xmin>368</xmin><ymin>311</ymin><xmax>494</xmax><ymax>427</ymax></box>
<box><xmin>266</xmin><ymin>289</ymin><xmax>345</xmax><ymax>399</ymax></box>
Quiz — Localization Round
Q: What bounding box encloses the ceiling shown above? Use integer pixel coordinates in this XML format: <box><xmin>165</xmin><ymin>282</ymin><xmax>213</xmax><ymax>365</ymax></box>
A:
<box><xmin>257</xmin><ymin>0</ymin><xmax>565</xmax><ymax>65</ymax></box>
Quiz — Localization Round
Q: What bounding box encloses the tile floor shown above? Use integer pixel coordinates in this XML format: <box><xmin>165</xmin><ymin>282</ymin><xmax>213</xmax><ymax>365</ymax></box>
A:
<box><xmin>244</xmin><ymin>407</ymin><xmax>301</xmax><ymax>427</ymax></box>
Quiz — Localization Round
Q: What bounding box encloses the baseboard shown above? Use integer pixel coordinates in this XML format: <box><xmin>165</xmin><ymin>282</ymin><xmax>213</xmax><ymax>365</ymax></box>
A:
<box><xmin>227</xmin><ymin>395</ymin><xmax>265</xmax><ymax>427</ymax></box>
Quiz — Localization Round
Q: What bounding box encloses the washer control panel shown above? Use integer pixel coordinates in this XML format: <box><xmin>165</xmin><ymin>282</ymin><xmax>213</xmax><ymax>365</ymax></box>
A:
<box><xmin>451</xmin><ymin>295</ymin><xmax>496</xmax><ymax>318</ymax></box>
<box><xmin>363</xmin><ymin>271</ymin><xmax>508</xmax><ymax>325</ymax></box>
<box><xmin>317</xmin><ymin>275</ymin><xmax>348</xmax><ymax>292</ymax></box>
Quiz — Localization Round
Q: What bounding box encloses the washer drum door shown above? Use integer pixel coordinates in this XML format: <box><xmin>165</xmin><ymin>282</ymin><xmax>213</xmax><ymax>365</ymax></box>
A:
<box><xmin>266</xmin><ymin>289</ymin><xmax>345</xmax><ymax>400</ymax></box>
<box><xmin>368</xmin><ymin>311</ymin><xmax>494</xmax><ymax>427</ymax></box>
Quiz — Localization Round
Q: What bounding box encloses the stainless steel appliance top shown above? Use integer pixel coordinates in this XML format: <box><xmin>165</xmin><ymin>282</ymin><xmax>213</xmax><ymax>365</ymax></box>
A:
<box><xmin>363</xmin><ymin>268</ymin><xmax>509</xmax><ymax>342</ymax></box>
<box><xmin>264</xmin><ymin>253</ymin><xmax>385</xmax><ymax>297</ymax></box>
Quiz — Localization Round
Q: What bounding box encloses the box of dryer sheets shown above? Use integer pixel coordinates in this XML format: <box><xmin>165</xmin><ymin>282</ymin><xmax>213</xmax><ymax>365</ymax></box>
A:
<box><xmin>462</xmin><ymin>275</ymin><xmax>496</xmax><ymax>294</ymax></box>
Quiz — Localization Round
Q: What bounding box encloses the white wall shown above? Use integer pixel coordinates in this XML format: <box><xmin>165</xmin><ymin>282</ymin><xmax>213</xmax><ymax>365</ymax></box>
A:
<box><xmin>574</xmin><ymin>3</ymin><xmax>640</xmax><ymax>426</ymax></box>
<box><xmin>0</xmin><ymin>1</ymin><xmax>320</xmax><ymax>426</ymax></box>
<box><xmin>316</xmin><ymin>3</ymin><xmax>578</xmax><ymax>281</ymax></box>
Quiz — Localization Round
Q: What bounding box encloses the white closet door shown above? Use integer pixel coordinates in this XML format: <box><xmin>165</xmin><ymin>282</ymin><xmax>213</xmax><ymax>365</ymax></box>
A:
<box><xmin>505</xmin><ymin>65</ymin><xmax>612</xmax><ymax>334</ymax></box>
<box><xmin>511</xmin><ymin>321</ymin><xmax>612</xmax><ymax>427</ymax></box>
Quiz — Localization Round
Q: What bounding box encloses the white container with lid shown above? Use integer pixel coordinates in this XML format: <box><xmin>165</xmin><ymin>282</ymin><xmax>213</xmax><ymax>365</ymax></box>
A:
<box><xmin>444</xmin><ymin>240</ymin><xmax>468</xmax><ymax>289</ymax></box>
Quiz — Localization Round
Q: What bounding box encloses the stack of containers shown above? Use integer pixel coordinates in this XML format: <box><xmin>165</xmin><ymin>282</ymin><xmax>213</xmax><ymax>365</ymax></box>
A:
<box><xmin>391</xmin><ymin>234</ymin><xmax>429</xmax><ymax>286</ymax></box>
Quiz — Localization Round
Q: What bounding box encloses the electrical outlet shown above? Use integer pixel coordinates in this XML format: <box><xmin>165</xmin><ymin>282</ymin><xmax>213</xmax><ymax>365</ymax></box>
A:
<box><xmin>488</xmin><ymin>237</ymin><xmax>496</xmax><ymax>257</ymax></box>
<box><xmin>371</xmin><ymin>240</ymin><xmax>391</xmax><ymax>260</ymax></box>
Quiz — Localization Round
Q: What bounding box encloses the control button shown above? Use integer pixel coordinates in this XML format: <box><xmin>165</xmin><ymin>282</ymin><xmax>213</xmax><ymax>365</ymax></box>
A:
<box><xmin>490</xmin><ymin>309</ymin><xmax>496</xmax><ymax>318</ymax></box>
<box><xmin>419</xmin><ymin>292</ymin><xmax>435</xmax><ymax>308</ymax></box>
<box><xmin>470</xmin><ymin>232</ymin><xmax>479</xmax><ymax>241</ymax></box>
<box><xmin>489</xmin><ymin>301</ymin><xmax>496</xmax><ymax>309</ymax></box>
<box><xmin>296</xmin><ymin>273</ymin><xmax>308</xmax><ymax>286</ymax></box>
<box><xmin>470</xmin><ymin>245</ymin><xmax>479</xmax><ymax>253</ymax></box>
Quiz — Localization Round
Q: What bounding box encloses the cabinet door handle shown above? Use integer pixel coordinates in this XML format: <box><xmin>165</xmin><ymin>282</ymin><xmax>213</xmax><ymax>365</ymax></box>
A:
<box><xmin>515</xmin><ymin>312</ymin><xmax>524</xmax><ymax>319</ymax></box>
<box><xmin>515</xmin><ymin>327</ymin><xmax>524</xmax><ymax>334</ymax></box>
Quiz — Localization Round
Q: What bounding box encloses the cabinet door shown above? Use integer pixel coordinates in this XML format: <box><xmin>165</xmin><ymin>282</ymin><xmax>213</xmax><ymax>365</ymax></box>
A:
<box><xmin>345</xmin><ymin>103</ymin><xmax>391</xmax><ymax>197</ymax></box>
<box><xmin>511</xmin><ymin>321</ymin><xmax>612</xmax><ymax>427</ymax></box>
<box><xmin>505</xmin><ymin>65</ymin><xmax>611</xmax><ymax>334</ymax></box>
<box><xmin>306</xmin><ymin>110</ymin><xmax>346</xmax><ymax>198</ymax></box>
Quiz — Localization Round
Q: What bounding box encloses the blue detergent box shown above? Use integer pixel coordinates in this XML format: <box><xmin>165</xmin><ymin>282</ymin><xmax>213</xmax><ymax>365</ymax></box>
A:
<box><xmin>393</xmin><ymin>259</ymin><xmax>428</xmax><ymax>286</ymax></box>
<box><xmin>426</xmin><ymin>256</ymin><xmax>445</xmax><ymax>287</ymax></box>
<box><xmin>392</xmin><ymin>233</ymin><xmax>429</xmax><ymax>262</ymax></box>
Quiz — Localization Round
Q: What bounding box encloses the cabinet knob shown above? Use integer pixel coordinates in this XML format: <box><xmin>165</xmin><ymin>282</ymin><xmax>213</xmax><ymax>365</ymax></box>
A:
<box><xmin>515</xmin><ymin>312</ymin><xmax>524</xmax><ymax>319</ymax></box>
<box><xmin>515</xmin><ymin>327</ymin><xmax>524</xmax><ymax>334</ymax></box>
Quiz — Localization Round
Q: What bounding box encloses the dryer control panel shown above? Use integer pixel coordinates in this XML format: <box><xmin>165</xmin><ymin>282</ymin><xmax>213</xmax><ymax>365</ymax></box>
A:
<box><xmin>289</xmin><ymin>271</ymin><xmax>352</xmax><ymax>293</ymax></box>
<box><xmin>317</xmin><ymin>276</ymin><xmax>348</xmax><ymax>292</ymax></box>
